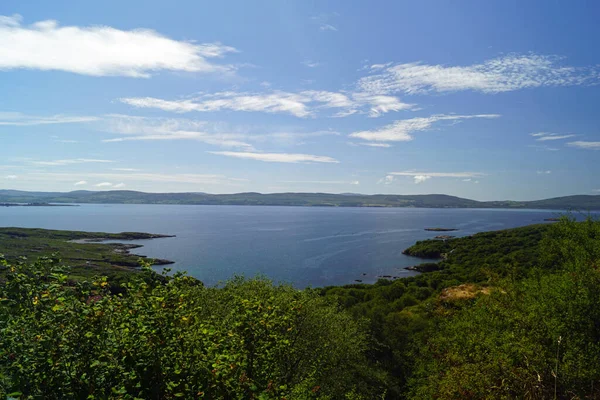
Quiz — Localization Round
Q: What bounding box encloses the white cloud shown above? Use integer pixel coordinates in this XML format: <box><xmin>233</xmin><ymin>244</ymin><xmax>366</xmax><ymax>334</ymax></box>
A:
<box><xmin>281</xmin><ymin>180</ymin><xmax>359</xmax><ymax>185</ymax></box>
<box><xmin>113</xmin><ymin>183</ymin><xmax>126</xmax><ymax>188</ymax></box>
<box><xmin>350</xmin><ymin>113</ymin><xmax>499</xmax><ymax>142</ymax></box>
<box><xmin>102</xmin><ymin>114</ymin><xmax>337</xmax><ymax>147</ymax></box>
<box><xmin>387</xmin><ymin>171</ymin><xmax>484</xmax><ymax>184</ymax></box>
<box><xmin>377</xmin><ymin>175</ymin><xmax>395</xmax><ymax>185</ymax></box>
<box><xmin>348</xmin><ymin>142</ymin><xmax>392</xmax><ymax>148</ymax></box>
<box><xmin>0</xmin><ymin>14</ymin><xmax>237</xmax><ymax>77</ymax></box>
<box><xmin>351</xmin><ymin>93</ymin><xmax>416</xmax><ymax>117</ymax></box>
<box><xmin>413</xmin><ymin>175</ymin><xmax>431</xmax><ymax>184</ymax></box>
<box><xmin>536</xmin><ymin>170</ymin><xmax>552</xmax><ymax>174</ymax></box>
<box><xmin>358</xmin><ymin>54</ymin><xmax>600</xmax><ymax>95</ymax></box>
<box><xmin>95</xmin><ymin>182</ymin><xmax>112</xmax><ymax>187</ymax></box>
<box><xmin>112</xmin><ymin>168</ymin><xmax>141</xmax><ymax>172</ymax></box>
<box><xmin>462</xmin><ymin>178</ymin><xmax>472</xmax><ymax>182</ymax></box>
<box><xmin>208</xmin><ymin>151</ymin><xmax>339</xmax><ymax>164</ymax></box>
<box><xmin>0</xmin><ymin>111</ymin><xmax>98</xmax><ymax>126</ymax></box>
<box><xmin>390</xmin><ymin>171</ymin><xmax>484</xmax><ymax>178</ymax></box>
<box><xmin>567</xmin><ymin>141</ymin><xmax>600</xmax><ymax>150</ymax></box>
<box><xmin>74</xmin><ymin>180</ymin><xmax>87</xmax><ymax>186</ymax></box>
<box><xmin>120</xmin><ymin>90</ymin><xmax>414</xmax><ymax>118</ymax></box>
<box><xmin>302</xmin><ymin>61</ymin><xmax>320</xmax><ymax>68</ymax></box>
<box><xmin>319</xmin><ymin>24</ymin><xmax>338</xmax><ymax>32</ymax></box>
<box><xmin>30</xmin><ymin>158</ymin><xmax>114</xmax><ymax>166</ymax></box>
<box><xmin>103</xmin><ymin>114</ymin><xmax>254</xmax><ymax>148</ymax></box>
<box><xmin>530</xmin><ymin>132</ymin><xmax>576</xmax><ymax>141</ymax></box>
<box><xmin>529</xmin><ymin>144</ymin><xmax>560</xmax><ymax>152</ymax></box>
<box><xmin>5</xmin><ymin>175</ymin><xmax>17</xmax><ymax>180</ymax></box>
<box><xmin>311</xmin><ymin>14</ymin><xmax>339</xmax><ymax>32</ymax></box>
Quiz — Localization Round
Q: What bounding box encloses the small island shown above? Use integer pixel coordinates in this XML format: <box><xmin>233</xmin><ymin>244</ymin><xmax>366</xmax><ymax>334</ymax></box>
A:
<box><xmin>424</xmin><ymin>227</ymin><xmax>458</xmax><ymax>232</ymax></box>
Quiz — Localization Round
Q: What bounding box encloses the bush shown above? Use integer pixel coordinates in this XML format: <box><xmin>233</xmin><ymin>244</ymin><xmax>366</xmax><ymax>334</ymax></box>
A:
<box><xmin>0</xmin><ymin>258</ymin><xmax>384</xmax><ymax>399</ymax></box>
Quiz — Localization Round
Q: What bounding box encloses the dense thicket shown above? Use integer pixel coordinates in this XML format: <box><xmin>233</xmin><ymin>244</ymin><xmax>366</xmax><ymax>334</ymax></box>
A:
<box><xmin>0</xmin><ymin>260</ymin><xmax>385</xmax><ymax>399</ymax></box>
<box><xmin>408</xmin><ymin>217</ymin><xmax>600</xmax><ymax>398</ymax></box>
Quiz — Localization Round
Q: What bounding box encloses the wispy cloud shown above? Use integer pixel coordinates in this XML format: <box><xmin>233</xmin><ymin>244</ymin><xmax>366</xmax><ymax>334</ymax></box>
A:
<box><xmin>536</xmin><ymin>170</ymin><xmax>552</xmax><ymax>174</ymax></box>
<box><xmin>0</xmin><ymin>111</ymin><xmax>98</xmax><ymax>126</ymax></box>
<box><xmin>111</xmin><ymin>168</ymin><xmax>141</xmax><ymax>172</ymax></box>
<box><xmin>103</xmin><ymin>114</ymin><xmax>254</xmax><ymax>148</ymax></box>
<box><xmin>387</xmin><ymin>171</ymin><xmax>484</xmax><ymax>184</ymax></box>
<box><xmin>114</xmin><ymin>183</ymin><xmax>126</xmax><ymax>188</ymax></box>
<box><xmin>530</xmin><ymin>132</ymin><xmax>576</xmax><ymax>141</ymax></box>
<box><xmin>348</xmin><ymin>142</ymin><xmax>392</xmax><ymax>148</ymax></box>
<box><xmin>95</xmin><ymin>182</ymin><xmax>112</xmax><ymax>187</ymax></box>
<box><xmin>359</xmin><ymin>54</ymin><xmax>600</xmax><ymax>95</ymax></box>
<box><xmin>281</xmin><ymin>180</ymin><xmax>359</xmax><ymax>185</ymax></box>
<box><xmin>528</xmin><ymin>144</ymin><xmax>560</xmax><ymax>152</ymax></box>
<box><xmin>74</xmin><ymin>180</ymin><xmax>87</xmax><ymax>186</ymax></box>
<box><xmin>311</xmin><ymin>13</ymin><xmax>339</xmax><ymax>32</ymax></box>
<box><xmin>377</xmin><ymin>175</ymin><xmax>395</xmax><ymax>185</ymax></box>
<box><xmin>302</xmin><ymin>60</ymin><xmax>320</xmax><ymax>68</ymax></box>
<box><xmin>208</xmin><ymin>151</ymin><xmax>339</xmax><ymax>164</ymax></box>
<box><xmin>349</xmin><ymin>114</ymin><xmax>499</xmax><ymax>142</ymax></box>
<box><xmin>5</xmin><ymin>175</ymin><xmax>17</xmax><ymax>180</ymax></box>
<box><xmin>30</xmin><ymin>158</ymin><xmax>113</xmax><ymax>166</ymax></box>
<box><xmin>103</xmin><ymin>114</ymin><xmax>338</xmax><ymax>148</ymax></box>
<box><xmin>567</xmin><ymin>141</ymin><xmax>600</xmax><ymax>150</ymax></box>
<box><xmin>120</xmin><ymin>90</ymin><xmax>414</xmax><ymax>118</ymax></box>
<box><xmin>0</xmin><ymin>14</ymin><xmax>237</xmax><ymax>77</ymax></box>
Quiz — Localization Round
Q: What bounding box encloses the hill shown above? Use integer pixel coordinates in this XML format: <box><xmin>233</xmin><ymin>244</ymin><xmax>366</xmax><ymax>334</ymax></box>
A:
<box><xmin>1</xmin><ymin>189</ymin><xmax>600</xmax><ymax>209</ymax></box>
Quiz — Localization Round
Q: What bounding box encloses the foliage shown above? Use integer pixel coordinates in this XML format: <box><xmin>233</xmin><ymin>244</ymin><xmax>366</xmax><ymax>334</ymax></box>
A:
<box><xmin>0</xmin><ymin>259</ymin><xmax>383</xmax><ymax>399</ymax></box>
<box><xmin>408</xmin><ymin>216</ymin><xmax>600</xmax><ymax>399</ymax></box>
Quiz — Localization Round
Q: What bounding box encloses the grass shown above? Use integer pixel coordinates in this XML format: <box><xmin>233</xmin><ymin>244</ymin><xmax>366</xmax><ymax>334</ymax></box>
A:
<box><xmin>0</xmin><ymin>227</ymin><xmax>174</xmax><ymax>285</ymax></box>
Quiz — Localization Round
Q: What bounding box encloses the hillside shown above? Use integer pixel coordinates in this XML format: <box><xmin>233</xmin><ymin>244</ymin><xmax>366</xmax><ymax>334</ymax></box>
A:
<box><xmin>1</xmin><ymin>189</ymin><xmax>600</xmax><ymax>210</ymax></box>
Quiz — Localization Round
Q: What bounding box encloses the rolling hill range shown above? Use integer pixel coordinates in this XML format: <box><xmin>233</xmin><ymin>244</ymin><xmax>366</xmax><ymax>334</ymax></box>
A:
<box><xmin>1</xmin><ymin>190</ymin><xmax>600</xmax><ymax>210</ymax></box>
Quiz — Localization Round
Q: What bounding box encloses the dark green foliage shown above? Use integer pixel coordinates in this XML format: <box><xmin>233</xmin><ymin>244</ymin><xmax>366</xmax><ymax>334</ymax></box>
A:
<box><xmin>0</xmin><ymin>259</ymin><xmax>384</xmax><ymax>399</ymax></box>
<box><xmin>408</xmin><ymin>217</ymin><xmax>600</xmax><ymax>399</ymax></box>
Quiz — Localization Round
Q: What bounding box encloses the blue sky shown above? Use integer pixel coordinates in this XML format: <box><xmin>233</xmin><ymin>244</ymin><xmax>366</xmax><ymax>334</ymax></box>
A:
<box><xmin>0</xmin><ymin>0</ymin><xmax>599</xmax><ymax>200</ymax></box>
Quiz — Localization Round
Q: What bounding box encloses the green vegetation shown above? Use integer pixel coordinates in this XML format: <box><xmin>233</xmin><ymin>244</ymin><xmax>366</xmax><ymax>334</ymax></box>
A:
<box><xmin>2</xmin><ymin>189</ymin><xmax>600</xmax><ymax>209</ymax></box>
<box><xmin>2</xmin><ymin>217</ymin><xmax>600</xmax><ymax>398</ymax></box>
<box><xmin>0</xmin><ymin>260</ymin><xmax>384</xmax><ymax>399</ymax></box>
<box><xmin>0</xmin><ymin>227</ymin><xmax>173</xmax><ymax>287</ymax></box>
<box><xmin>321</xmin><ymin>219</ymin><xmax>600</xmax><ymax>398</ymax></box>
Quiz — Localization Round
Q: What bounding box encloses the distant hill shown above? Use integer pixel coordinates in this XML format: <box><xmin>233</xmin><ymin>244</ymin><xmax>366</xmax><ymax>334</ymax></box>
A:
<box><xmin>0</xmin><ymin>190</ymin><xmax>599</xmax><ymax>210</ymax></box>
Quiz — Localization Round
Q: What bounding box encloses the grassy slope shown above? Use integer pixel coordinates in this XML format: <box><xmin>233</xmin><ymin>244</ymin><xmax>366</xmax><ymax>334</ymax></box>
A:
<box><xmin>0</xmin><ymin>227</ymin><xmax>173</xmax><ymax>284</ymax></box>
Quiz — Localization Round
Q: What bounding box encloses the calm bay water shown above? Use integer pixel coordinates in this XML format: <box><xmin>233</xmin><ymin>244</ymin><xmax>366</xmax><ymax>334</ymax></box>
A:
<box><xmin>0</xmin><ymin>204</ymin><xmax>572</xmax><ymax>287</ymax></box>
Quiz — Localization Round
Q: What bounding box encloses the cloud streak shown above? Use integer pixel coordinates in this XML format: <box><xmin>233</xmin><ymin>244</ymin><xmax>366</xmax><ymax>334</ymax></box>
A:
<box><xmin>102</xmin><ymin>114</ymin><xmax>338</xmax><ymax>148</ymax></box>
<box><xmin>0</xmin><ymin>111</ymin><xmax>98</xmax><ymax>126</ymax></box>
<box><xmin>0</xmin><ymin>14</ymin><xmax>237</xmax><ymax>77</ymax></box>
<box><xmin>208</xmin><ymin>151</ymin><xmax>339</xmax><ymax>164</ymax></box>
<box><xmin>349</xmin><ymin>114</ymin><xmax>499</xmax><ymax>142</ymax></box>
<box><xmin>120</xmin><ymin>90</ymin><xmax>414</xmax><ymax>118</ymax></box>
<box><xmin>567</xmin><ymin>141</ymin><xmax>600</xmax><ymax>150</ymax></box>
<box><xmin>30</xmin><ymin>158</ymin><xmax>113</xmax><ymax>166</ymax></box>
<box><xmin>531</xmin><ymin>132</ymin><xmax>576</xmax><ymax>141</ymax></box>
<box><xmin>359</xmin><ymin>54</ymin><xmax>600</xmax><ymax>95</ymax></box>
<box><xmin>387</xmin><ymin>171</ymin><xmax>485</xmax><ymax>184</ymax></box>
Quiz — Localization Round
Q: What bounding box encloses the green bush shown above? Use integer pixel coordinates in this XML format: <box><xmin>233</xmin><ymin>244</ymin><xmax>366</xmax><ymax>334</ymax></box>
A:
<box><xmin>0</xmin><ymin>258</ymin><xmax>384</xmax><ymax>399</ymax></box>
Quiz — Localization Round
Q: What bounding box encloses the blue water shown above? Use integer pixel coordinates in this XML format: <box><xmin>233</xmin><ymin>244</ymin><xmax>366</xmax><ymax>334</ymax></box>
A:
<box><xmin>0</xmin><ymin>204</ymin><xmax>573</xmax><ymax>287</ymax></box>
